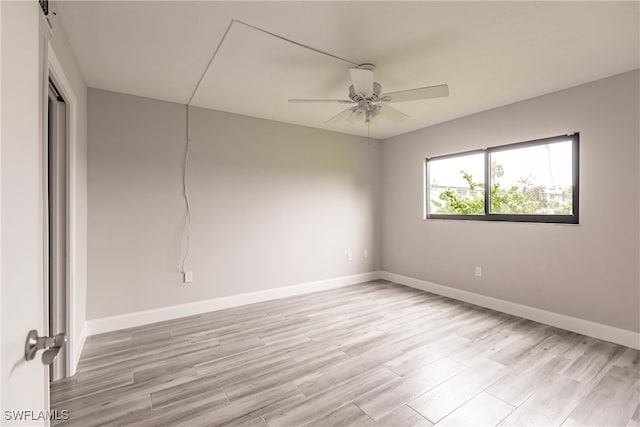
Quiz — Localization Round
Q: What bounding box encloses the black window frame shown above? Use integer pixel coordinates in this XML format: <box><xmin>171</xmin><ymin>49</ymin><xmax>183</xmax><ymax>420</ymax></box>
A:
<box><xmin>425</xmin><ymin>133</ymin><xmax>579</xmax><ymax>224</ymax></box>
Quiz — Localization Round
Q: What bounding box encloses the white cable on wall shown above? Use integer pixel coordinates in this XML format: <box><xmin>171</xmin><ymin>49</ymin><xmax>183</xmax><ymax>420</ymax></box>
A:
<box><xmin>181</xmin><ymin>105</ymin><xmax>192</xmax><ymax>274</ymax></box>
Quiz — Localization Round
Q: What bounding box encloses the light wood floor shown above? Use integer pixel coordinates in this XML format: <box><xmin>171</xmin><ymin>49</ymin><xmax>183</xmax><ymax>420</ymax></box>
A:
<box><xmin>51</xmin><ymin>280</ymin><xmax>640</xmax><ymax>426</ymax></box>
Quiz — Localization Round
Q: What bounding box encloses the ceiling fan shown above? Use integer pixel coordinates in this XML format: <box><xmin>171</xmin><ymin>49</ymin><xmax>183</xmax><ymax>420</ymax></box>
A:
<box><xmin>289</xmin><ymin>64</ymin><xmax>449</xmax><ymax>124</ymax></box>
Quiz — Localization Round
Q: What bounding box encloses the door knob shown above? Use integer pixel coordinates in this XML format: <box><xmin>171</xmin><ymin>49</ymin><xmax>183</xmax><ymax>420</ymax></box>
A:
<box><xmin>24</xmin><ymin>330</ymin><xmax>66</xmax><ymax>365</ymax></box>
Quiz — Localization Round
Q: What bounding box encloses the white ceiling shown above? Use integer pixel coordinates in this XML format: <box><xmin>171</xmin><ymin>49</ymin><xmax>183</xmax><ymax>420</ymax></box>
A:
<box><xmin>57</xmin><ymin>1</ymin><xmax>639</xmax><ymax>139</ymax></box>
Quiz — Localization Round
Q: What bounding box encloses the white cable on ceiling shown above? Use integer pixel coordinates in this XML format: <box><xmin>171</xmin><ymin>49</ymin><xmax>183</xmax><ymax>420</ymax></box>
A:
<box><xmin>233</xmin><ymin>20</ymin><xmax>359</xmax><ymax>67</ymax></box>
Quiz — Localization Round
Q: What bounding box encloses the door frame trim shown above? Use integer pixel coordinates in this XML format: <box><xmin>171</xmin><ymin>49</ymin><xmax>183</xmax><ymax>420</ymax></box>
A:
<box><xmin>45</xmin><ymin>43</ymin><xmax>78</xmax><ymax>378</ymax></box>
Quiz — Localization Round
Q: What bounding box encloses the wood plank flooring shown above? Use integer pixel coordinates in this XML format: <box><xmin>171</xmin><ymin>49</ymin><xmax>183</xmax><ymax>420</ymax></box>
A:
<box><xmin>51</xmin><ymin>280</ymin><xmax>640</xmax><ymax>426</ymax></box>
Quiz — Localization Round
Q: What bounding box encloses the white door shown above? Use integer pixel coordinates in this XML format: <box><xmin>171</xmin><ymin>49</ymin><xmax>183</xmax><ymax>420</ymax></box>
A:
<box><xmin>1</xmin><ymin>1</ymin><xmax>50</xmax><ymax>425</ymax></box>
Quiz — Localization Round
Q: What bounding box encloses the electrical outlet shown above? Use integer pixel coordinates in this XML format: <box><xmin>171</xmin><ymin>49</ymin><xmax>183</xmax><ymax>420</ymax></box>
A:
<box><xmin>364</xmin><ymin>249</ymin><xmax>369</xmax><ymax>258</ymax></box>
<box><xmin>475</xmin><ymin>266</ymin><xmax>482</xmax><ymax>277</ymax></box>
<box><xmin>184</xmin><ymin>271</ymin><xmax>193</xmax><ymax>283</ymax></box>
<box><xmin>347</xmin><ymin>252</ymin><xmax>353</xmax><ymax>262</ymax></box>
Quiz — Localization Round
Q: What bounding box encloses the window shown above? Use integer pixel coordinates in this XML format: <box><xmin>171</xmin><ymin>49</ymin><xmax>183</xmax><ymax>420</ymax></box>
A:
<box><xmin>426</xmin><ymin>133</ymin><xmax>579</xmax><ymax>223</ymax></box>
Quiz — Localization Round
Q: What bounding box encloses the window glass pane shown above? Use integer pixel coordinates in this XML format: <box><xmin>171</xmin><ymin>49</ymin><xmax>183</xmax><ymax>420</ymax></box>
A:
<box><xmin>429</xmin><ymin>153</ymin><xmax>485</xmax><ymax>215</ymax></box>
<box><xmin>489</xmin><ymin>140</ymin><xmax>573</xmax><ymax>215</ymax></box>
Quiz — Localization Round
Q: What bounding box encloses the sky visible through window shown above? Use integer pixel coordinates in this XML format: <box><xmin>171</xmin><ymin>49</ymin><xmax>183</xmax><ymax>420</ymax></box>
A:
<box><xmin>429</xmin><ymin>153</ymin><xmax>483</xmax><ymax>188</ymax></box>
<box><xmin>429</xmin><ymin>140</ymin><xmax>573</xmax><ymax>189</ymax></box>
<box><xmin>492</xmin><ymin>140</ymin><xmax>572</xmax><ymax>188</ymax></box>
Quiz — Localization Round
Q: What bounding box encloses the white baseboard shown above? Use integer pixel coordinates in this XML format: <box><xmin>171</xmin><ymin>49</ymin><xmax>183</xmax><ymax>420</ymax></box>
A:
<box><xmin>86</xmin><ymin>271</ymin><xmax>383</xmax><ymax>336</ymax></box>
<box><xmin>84</xmin><ymin>269</ymin><xmax>638</xmax><ymax>350</ymax></box>
<box><xmin>380</xmin><ymin>271</ymin><xmax>640</xmax><ymax>350</ymax></box>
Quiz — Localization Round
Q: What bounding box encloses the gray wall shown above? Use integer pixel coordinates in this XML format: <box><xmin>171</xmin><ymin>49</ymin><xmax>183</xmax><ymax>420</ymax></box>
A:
<box><xmin>87</xmin><ymin>89</ymin><xmax>381</xmax><ymax>319</ymax></box>
<box><xmin>382</xmin><ymin>70</ymin><xmax>640</xmax><ymax>332</ymax></box>
<box><xmin>88</xmin><ymin>71</ymin><xmax>639</xmax><ymax>333</ymax></box>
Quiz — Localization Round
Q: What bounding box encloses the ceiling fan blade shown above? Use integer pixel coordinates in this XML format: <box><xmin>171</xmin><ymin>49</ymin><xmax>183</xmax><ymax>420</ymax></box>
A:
<box><xmin>325</xmin><ymin>108</ymin><xmax>354</xmax><ymax>124</ymax></box>
<box><xmin>289</xmin><ymin>99</ymin><xmax>354</xmax><ymax>104</ymax></box>
<box><xmin>379</xmin><ymin>104</ymin><xmax>410</xmax><ymax>122</ymax></box>
<box><xmin>349</xmin><ymin>68</ymin><xmax>374</xmax><ymax>96</ymax></box>
<box><xmin>380</xmin><ymin>84</ymin><xmax>449</xmax><ymax>103</ymax></box>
